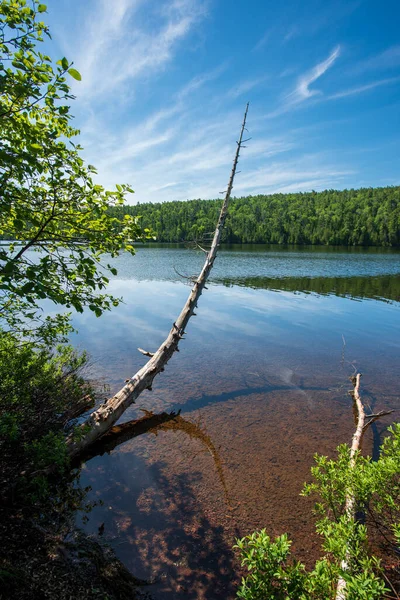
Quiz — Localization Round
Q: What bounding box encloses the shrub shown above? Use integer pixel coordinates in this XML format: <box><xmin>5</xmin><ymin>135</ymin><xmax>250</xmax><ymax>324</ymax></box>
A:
<box><xmin>235</xmin><ymin>425</ymin><xmax>400</xmax><ymax>599</ymax></box>
<box><xmin>0</xmin><ymin>332</ymin><xmax>94</xmax><ymax>504</ymax></box>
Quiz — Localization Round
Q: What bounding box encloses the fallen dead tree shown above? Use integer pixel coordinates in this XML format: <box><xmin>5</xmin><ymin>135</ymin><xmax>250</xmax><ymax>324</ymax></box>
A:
<box><xmin>335</xmin><ymin>373</ymin><xmax>394</xmax><ymax>600</ymax></box>
<box><xmin>67</xmin><ymin>104</ymin><xmax>250</xmax><ymax>459</ymax></box>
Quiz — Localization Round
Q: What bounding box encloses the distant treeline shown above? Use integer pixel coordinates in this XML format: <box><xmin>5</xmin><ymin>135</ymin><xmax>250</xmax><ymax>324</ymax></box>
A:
<box><xmin>113</xmin><ymin>186</ymin><xmax>400</xmax><ymax>246</ymax></box>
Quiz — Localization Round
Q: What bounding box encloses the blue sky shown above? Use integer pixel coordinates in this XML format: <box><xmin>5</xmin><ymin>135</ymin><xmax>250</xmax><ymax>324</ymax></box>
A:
<box><xmin>45</xmin><ymin>0</ymin><xmax>400</xmax><ymax>204</ymax></box>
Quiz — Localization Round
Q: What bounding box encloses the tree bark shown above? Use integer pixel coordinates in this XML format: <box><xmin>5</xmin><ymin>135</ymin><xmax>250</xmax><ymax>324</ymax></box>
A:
<box><xmin>335</xmin><ymin>373</ymin><xmax>365</xmax><ymax>600</ymax></box>
<box><xmin>67</xmin><ymin>104</ymin><xmax>249</xmax><ymax>459</ymax></box>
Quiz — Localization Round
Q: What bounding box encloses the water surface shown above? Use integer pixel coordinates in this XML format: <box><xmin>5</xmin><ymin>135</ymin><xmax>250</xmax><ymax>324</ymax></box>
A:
<box><xmin>73</xmin><ymin>245</ymin><xmax>400</xmax><ymax>599</ymax></box>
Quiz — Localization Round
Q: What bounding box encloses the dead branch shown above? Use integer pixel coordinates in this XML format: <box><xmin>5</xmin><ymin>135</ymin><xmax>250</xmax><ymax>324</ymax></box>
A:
<box><xmin>185</xmin><ymin>239</ymin><xmax>210</xmax><ymax>254</ymax></box>
<box><xmin>335</xmin><ymin>374</ymin><xmax>392</xmax><ymax>600</ymax></box>
<box><xmin>137</xmin><ymin>348</ymin><xmax>154</xmax><ymax>357</ymax></box>
<box><xmin>364</xmin><ymin>410</ymin><xmax>395</xmax><ymax>431</ymax></box>
<box><xmin>194</xmin><ymin>243</ymin><xmax>209</xmax><ymax>254</ymax></box>
<box><xmin>63</xmin><ymin>394</ymin><xmax>95</xmax><ymax>424</ymax></box>
<box><xmin>336</xmin><ymin>373</ymin><xmax>364</xmax><ymax>599</ymax></box>
<box><xmin>67</xmin><ymin>104</ymin><xmax>249</xmax><ymax>459</ymax></box>
<box><xmin>172</xmin><ymin>265</ymin><xmax>197</xmax><ymax>283</ymax></box>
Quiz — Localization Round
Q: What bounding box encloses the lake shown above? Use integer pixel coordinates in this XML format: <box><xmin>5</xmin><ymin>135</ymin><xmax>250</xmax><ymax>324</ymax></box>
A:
<box><xmin>72</xmin><ymin>244</ymin><xmax>400</xmax><ymax>600</ymax></box>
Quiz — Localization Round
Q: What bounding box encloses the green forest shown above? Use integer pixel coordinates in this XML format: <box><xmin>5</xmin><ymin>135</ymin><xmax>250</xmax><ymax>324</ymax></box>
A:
<box><xmin>113</xmin><ymin>185</ymin><xmax>400</xmax><ymax>246</ymax></box>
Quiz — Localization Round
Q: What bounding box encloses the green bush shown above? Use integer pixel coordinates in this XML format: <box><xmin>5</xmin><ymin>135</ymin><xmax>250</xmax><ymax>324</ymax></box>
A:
<box><xmin>0</xmin><ymin>332</ymin><xmax>94</xmax><ymax>504</ymax></box>
<box><xmin>235</xmin><ymin>426</ymin><xmax>400</xmax><ymax>599</ymax></box>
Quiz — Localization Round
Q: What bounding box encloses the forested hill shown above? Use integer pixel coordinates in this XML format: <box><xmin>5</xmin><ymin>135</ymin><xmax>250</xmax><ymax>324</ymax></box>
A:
<box><xmin>115</xmin><ymin>186</ymin><xmax>400</xmax><ymax>246</ymax></box>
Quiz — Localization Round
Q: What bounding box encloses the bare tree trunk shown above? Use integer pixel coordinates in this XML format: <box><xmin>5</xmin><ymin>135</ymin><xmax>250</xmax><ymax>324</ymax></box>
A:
<box><xmin>335</xmin><ymin>373</ymin><xmax>365</xmax><ymax>600</ymax></box>
<box><xmin>67</xmin><ymin>104</ymin><xmax>250</xmax><ymax>459</ymax></box>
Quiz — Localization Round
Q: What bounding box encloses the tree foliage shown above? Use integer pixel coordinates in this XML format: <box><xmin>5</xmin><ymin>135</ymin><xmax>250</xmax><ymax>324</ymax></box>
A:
<box><xmin>0</xmin><ymin>0</ymin><xmax>148</xmax><ymax>343</ymax></box>
<box><xmin>113</xmin><ymin>186</ymin><xmax>400</xmax><ymax>246</ymax></box>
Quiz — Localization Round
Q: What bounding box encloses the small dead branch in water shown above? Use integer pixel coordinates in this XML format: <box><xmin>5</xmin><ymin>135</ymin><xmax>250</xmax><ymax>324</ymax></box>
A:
<box><xmin>137</xmin><ymin>348</ymin><xmax>154</xmax><ymax>358</ymax></box>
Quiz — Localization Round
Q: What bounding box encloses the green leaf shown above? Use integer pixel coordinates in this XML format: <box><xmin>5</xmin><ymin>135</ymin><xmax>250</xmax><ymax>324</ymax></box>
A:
<box><xmin>14</xmin><ymin>219</ymin><xmax>24</xmax><ymax>231</ymax></box>
<box><xmin>21</xmin><ymin>282</ymin><xmax>35</xmax><ymax>294</ymax></box>
<box><xmin>37</xmin><ymin>4</ymin><xmax>47</xmax><ymax>12</ymax></box>
<box><xmin>2</xmin><ymin>261</ymin><xmax>15</xmax><ymax>274</ymax></box>
<box><xmin>68</xmin><ymin>68</ymin><xmax>81</xmax><ymax>81</ymax></box>
<box><xmin>58</xmin><ymin>57</ymin><xmax>69</xmax><ymax>70</ymax></box>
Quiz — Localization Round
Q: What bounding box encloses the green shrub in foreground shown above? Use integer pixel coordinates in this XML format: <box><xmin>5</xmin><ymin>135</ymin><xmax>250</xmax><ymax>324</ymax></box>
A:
<box><xmin>0</xmin><ymin>332</ymin><xmax>93</xmax><ymax>504</ymax></box>
<box><xmin>235</xmin><ymin>426</ymin><xmax>400</xmax><ymax>599</ymax></box>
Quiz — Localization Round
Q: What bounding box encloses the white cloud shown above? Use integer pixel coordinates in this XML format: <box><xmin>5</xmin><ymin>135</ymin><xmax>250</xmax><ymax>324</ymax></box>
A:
<box><xmin>50</xmin><ymin>2</ymin><xmax>395</xmax><ymax>207</ymax></box>
<box><xmin>259</xmin><ymin>46</ymin><xmax>342</xmax><ymax>120</ymax></box>
<box><xmin>329</xmin><ymin>76</ymin><xmax>400</xmax><ymax>99</ymax></box>
<box><xmin>68</xmin><ymin>0</ymin><xmax>208</xmax><ymax>99</ymax></box>
<box><xmin>230</xmin><ymin>156</ymin><xmax>354</xmax><ymax>197</ymax></box>
<box><xmin>73</xmin><ymin>50</ymin><xmax>358</xmax><ymax>206</ymax></box>
<box><xmin>289</xmin><ymin>45</ymin><xmax>341</xmax><ymax>103</ymax></box>
<box><xmin>279</xmin><ymin>67</ymin><xmax>297</xmax><ymax>78</ymax></box>
<box><xmin>283</xmin><ymin>26</ymin><xmax>298</xmax><ymax>44</ymax></box>
<box><xmin>252</xmin><ymin>29</ymin><xmax>272</xmax><ymax>53</ymax></box>
<box><xmin>177</xmin><ymin>64</ymin><xmax>228</xmax><ymax>100</ymax></box>
<box><xmin>228</xmin><ymin>76</ymin><xmax>269</xmax><ymax>99</ymax></box>
<box><xmin>351</xmin><ymin>45</ymin><xmax>400</xmax><ymax>75</ymax></box>
<box><xmin>84</xmin><ymin>99</ymin><xmax>299</xmax><ymax>203</ymax></box>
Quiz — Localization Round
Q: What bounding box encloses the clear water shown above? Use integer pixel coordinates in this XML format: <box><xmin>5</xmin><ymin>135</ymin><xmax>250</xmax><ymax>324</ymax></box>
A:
<box><xmin>70</xmin><ymin>245</ymin><xmax>400</xmax><ymax>600</ymax></box>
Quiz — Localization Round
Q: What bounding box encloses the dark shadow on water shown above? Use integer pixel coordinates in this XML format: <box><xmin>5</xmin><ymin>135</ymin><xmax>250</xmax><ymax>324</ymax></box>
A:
<box><xmin>79</xmin><ymin>410</ymin><xmax>181</xmax><ymax>463</ymax></box>
<box><xmin>167</xmin><ymin>382</ymin><xmax>329</xmax><ymax>414</ymax></box>
<box><xmin>361</xmin><ymin>387</ymin><xmax>392</xmax><ymax>462</ymax></box>
<box><xmin>82</xmin><ymin>411</ymin><xmax>231</xmax><ymax>508</ymax></box>
<box><xmin>81</xmin><ymin>412</ymin><xmax>238</xmax><ymax>599</ymax></box>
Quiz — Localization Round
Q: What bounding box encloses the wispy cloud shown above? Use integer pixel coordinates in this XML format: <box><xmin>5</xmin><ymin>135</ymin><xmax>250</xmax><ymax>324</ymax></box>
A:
<box><xmin>351</xmin><ymin>45</ymin><xmax>400</xmax><ymax>75</ymax></box>
<box><xmin>73</xmin><ymin>32</ymin><xmax>359</xmax><ymax>205</ymax></box>
<box><xmin>68</xmin><ymin>0</ymin><xmax>208</xmax><ymax>99</ymax></box>
<box><xmin>289</xmin><ymin>45</ymin><xmax>341</xmax><ymax>103</ymax></box>
<box><xmin>80</xmin><ymin>76</ymin><xmax>299</xmax><ymax>203</ymax></box>
<box><xmin>49</xmin><ymin>0</ymin><xmax>399</xmax><ymax>205</ymax></box>
<box><xmin>177</xmin><ymin>63</ymin><xmax>228</xmax><ymax>100</ymax></box>
<box><xmin>280</xmin><ymin>67</ymin><xmax>297</xmax><ymax>78</ymax></box>
<box><xmin>261</xmin><ymin>46</ymin><xmax>341</xmax><ymax>119</ymax></box>
<box><xmin>230</xmin><ymin>154</ymin><xmax>354</xmax><ymax>196</ymax></box>
<box><xmin>283</xmin><ymin>26</ymin><xmax>298</xmax><ymax>44</ymax></box>
<box><xmin>81</xmin><ymin>79</ymin><xmax>354</xmax><ymax>203</ymax></box>
<box><xmin>252</xmin><ymin>29</ymin><xmax>272</xmax><ymax>52</ymax></box>
<box><xmin>88</xmin><ymin>62</ymin><xmax>229</xmax><ymax>168</ymax></box>
<box><xmin>228</xmin><ymin>76</ymin><xmax>268</xmax><ymax>99</ymax></box>
<box><xmin>329</xmin><ymin>76</ymin><xmax>400</xmax><ymax>99</ymax></box>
